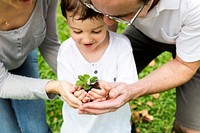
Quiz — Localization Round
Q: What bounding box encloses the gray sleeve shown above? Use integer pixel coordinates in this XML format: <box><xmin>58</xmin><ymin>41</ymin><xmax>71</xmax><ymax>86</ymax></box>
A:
<box><xmin>38</xmin><ymin>0</ymin><xmax>60</xmax><ymax>73</ymax></box>
<box><xmin>0</xmin><ymin>62</ymin><xmax>55</xmax><ymax>99</ymax></box>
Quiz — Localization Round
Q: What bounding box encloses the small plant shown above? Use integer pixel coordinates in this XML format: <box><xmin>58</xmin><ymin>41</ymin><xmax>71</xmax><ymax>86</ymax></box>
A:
<box><xmin>75</xmin><ymin>74</ymin><xmax>100</xmax><ymax>92</ymax></box>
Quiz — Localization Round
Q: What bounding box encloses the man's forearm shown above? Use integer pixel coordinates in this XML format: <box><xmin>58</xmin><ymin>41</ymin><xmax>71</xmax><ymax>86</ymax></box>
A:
<box><xmin>129</xmin><ymin>58</ymin><xmax>199</xmax><ymax>100</ymax></box>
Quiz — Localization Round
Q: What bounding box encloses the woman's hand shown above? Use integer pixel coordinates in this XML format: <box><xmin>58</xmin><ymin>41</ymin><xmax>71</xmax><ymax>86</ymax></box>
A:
<box><xmin>46</xmin><ymin>80</ymin><xmax>82</xmax><ymax>109</ymax></box>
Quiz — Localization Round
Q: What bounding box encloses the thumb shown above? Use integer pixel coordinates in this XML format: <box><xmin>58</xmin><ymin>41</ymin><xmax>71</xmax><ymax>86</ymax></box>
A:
<box><xmin>70</xmin><ymin>85</ymin><xmax>81</xmax><ymax>93</ymax></box>
<box><xmin>109</xmin><ymin>86</ymin><xmax>118</xmax><ymax>98</ymax></box>
<box><xmin>109</xmin><ymin>83</ymin><xmax>124</xmax><ymax>98</ymax></box>
<box><xmin>98</xmin><ymin>80</ymin><xmax>112</xmax><ymax>91</ymax></box>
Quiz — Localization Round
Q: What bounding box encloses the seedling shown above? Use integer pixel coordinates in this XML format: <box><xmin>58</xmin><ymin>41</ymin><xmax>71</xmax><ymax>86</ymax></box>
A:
<box><xmin>75</xmin><ymin>74</ymin><xmax>100</xmax><ymax>92</ymax></box>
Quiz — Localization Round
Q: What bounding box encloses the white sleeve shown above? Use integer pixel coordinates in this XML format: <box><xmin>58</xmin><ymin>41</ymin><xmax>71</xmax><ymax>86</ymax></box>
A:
<box><xmin>176</xmin><ymin>1</ymin><xmax>200</xmax><ymax>62</ymax></box>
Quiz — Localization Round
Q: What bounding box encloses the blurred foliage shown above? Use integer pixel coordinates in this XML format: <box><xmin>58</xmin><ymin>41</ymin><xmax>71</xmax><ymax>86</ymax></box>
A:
<box><xmin>38</xmin><ymin>3</ymin><xmax>176</xmax><ymax>133</ymax></box>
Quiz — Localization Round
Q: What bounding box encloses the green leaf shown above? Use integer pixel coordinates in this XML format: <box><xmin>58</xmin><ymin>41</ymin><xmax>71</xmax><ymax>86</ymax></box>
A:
<box><xmin>83</xmin><ymin>74</ymin><xmax>90</xmax><ymax>81</ymax></box>
<box><xmin>78</xmin><ymin>75</ymin><xmax>85</xmax><ymax>82</ymax></box>
<box><xmin>75</xmin><ymin>80</ymin><xmax>84</xmax><ymax>86</ymax></box>
<box><xmin>83</xmin><ymin>85</ymin><xmax>90</xmax><ymax>91</ymax></box>
<box><xmin>90</xmin><ymin>76</ymin><xmax>98</xmax><ymax>84</ymax></box>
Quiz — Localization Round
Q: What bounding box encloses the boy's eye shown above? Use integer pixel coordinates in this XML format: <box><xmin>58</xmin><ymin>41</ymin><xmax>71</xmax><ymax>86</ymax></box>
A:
<box><xmin>73</xmin><ymin>30</ymin><xmax>82</xmax><ymax>34</ymax></box>
<box><xmin>92</xmin><ymin>30</ymin><xmax>101</xmax><ymax>34</ymax></box>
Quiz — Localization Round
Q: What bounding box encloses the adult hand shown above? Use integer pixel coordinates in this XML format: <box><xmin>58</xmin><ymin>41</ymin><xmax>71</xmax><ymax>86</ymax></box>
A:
<box><xmin>59</xmin><ymin>81</ymin><xmax>83</xmax><ymax>108</ymax></box>
<box><xmin>78</xmin><ymin>82</ymin><xmax>133</xmax><ymax>115</ymax></box>
<box><xmin>46</xmin><ymin>80</ymin><xmax>82</xmax><ymax>109</ymax></box>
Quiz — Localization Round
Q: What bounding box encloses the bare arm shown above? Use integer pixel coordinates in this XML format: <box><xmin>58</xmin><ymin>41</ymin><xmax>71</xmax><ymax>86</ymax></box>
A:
<box><xmin>79</xmin><ymin>56</ymin><xmax>200</xmax><ymax>114</ymax></box>
<box><xmin>131</xmin><ymin>56</ymin><xmax>200</xmax><ymax>99</ymax></box>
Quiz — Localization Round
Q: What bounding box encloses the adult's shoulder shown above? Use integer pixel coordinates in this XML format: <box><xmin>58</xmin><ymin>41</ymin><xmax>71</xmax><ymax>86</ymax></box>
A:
<box><xmin>180</xmin><ymin>0</ymin><xmax>200</xmax><ymax>11</ymax></box>
<box><xmin>36</xmin><ymin>0</ymin><xmax>58</xmax><ymax>14</ymax></box>
<box><xmin>38</xmin><ymin>0</ymin><xmax>58</xmax><ymax>11</ymax></box>
<box><xmin>46</xmin><ymin>0</ymin><xmax>58</xmax><ymax>6</ymax></box>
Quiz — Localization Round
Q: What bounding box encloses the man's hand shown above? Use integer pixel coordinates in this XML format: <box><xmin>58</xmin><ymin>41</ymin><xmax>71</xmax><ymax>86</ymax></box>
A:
<box><xmin>78</xmin><ymin>82</ymin><xmax>133</xmax><ymax>115</ymax></box>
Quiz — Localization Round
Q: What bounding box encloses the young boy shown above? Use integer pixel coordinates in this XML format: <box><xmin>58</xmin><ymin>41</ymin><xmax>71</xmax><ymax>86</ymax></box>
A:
<box><xmin>57</xmin><ymin>0</ymin><xmax>138</xmax><ymax>132</ymax></box>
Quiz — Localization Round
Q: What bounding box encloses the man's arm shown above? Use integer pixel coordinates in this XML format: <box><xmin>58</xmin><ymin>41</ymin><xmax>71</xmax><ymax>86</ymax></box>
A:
<box><xmin>78</xmin><ymin>56</ymin><xmax>200</xmax><ymax>114</ymax></box>
<box><xmin>131</xmin><ymin>56</ymin><xmax>200</xmax><ymax>99</ymax></box>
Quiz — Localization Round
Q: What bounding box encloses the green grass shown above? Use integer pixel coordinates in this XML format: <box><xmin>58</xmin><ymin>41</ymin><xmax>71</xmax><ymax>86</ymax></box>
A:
<box><xmin>38</xmin><ymin>5</ymin><xmax>176</xmax><ymax>133</ymax></box>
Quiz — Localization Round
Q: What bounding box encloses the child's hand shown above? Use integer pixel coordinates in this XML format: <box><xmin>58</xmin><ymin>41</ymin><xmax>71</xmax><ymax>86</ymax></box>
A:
<box><xmin>73</xmin><ymin>87</ymin><xmax>91</xmax><ymax>103</ymax></box>
<box><xmin>87</xmin><ymin>86</ymin><xmax>108</xmax><ymax>101</ymax></box>
<box><xmin>74</xmin><ymin>89</ymin><xmax>87</xmax><ymax>100</ymax></box>
<box><xmin>82</xmin><ymin>96</ymin><xmax>91</xmax><ymax>103</ymax></box>
<box><xmin>86</xmin><ymin>80</ymin><xmax>111</xmax><ymax>101</ymax></box>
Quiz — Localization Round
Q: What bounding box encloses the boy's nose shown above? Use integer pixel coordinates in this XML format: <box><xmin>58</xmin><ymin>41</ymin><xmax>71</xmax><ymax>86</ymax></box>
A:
<box><xmin>82</xmin><ymin>36</ymin><xmax>94</xmax><ymax>44</ymax></box>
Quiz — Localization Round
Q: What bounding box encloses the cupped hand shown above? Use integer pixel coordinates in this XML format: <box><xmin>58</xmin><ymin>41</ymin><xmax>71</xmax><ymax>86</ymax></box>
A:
<box><xmin>73</xmin><ymin>88</ymin><xmax>91</xmax><ymax>103</ymax></box>
<box><xmin>78</xmin><ymin>82</ymin><xmax>133</xmax><ymax>115</ymax></box>
<box><xmin>86</xmin><ymin>80</ymin><xmax>109</xmax><ymax>101</ymax></box>
<box><xmin>59</xmin><ymin>81</ymin><xmax>83</xmax><ymax>108</ymax></box>
<box><xmin>87</xmin><ymin>87</ymin><xmax>108</xmax><ymax>100</ymax></box>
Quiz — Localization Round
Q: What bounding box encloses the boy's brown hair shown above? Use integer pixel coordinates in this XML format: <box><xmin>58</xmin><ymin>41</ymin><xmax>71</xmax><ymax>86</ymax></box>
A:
<box><xmin>60</xmin><ymin>0</ymin><xmax>104</xmax><ymax>20</ymax></box>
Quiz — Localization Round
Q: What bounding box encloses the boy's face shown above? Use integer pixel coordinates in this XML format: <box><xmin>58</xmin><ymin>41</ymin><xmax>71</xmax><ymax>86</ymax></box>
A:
<box><xmin>66</xmin><ymin>11</ymin><xmax>109</xmax><ymax>52</ymax></box>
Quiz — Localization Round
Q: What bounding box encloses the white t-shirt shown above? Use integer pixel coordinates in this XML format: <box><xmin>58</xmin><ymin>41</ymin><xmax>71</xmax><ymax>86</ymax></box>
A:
<box><xmin>134</xmin><ymin>0</ymin><xmax>200</xmax><ymax>62</ymax></box>
<box><xmin>57</xmin><ymin>31</ymin><xmax>138</xmax><ymax>133</ymax></box>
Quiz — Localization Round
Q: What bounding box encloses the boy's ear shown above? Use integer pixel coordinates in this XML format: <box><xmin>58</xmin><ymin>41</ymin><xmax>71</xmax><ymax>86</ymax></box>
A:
<box><xmin>63</xmin><ymin>17</ymin><xmax>67</xmax><ymax>24</ymax></box>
